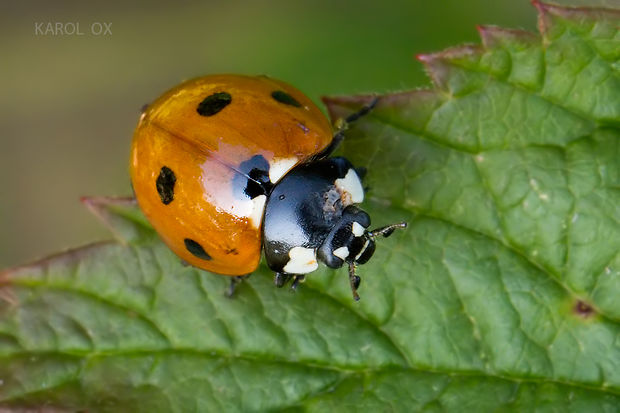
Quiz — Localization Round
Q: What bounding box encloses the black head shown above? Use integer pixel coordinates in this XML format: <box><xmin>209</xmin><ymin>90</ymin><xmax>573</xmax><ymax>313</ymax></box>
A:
<box><xmin>316</xmin><ymin>204</ymin><xmax>406</xmax><ymax>300</ymax></box>
<box><xmin>317</xmin><ymin>205</ymin><xmax>375</xmax><ymax>269</ymax></box>
<box><xmin>262</xmin><ymin>157</ymin><xmax>407</xmax><ymax>300</ymax></box>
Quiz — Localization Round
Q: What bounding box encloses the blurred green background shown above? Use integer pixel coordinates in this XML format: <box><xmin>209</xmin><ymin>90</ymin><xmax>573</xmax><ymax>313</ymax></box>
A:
<box><xmin>2</xmin><ymin>0</ymin><xmax>604</xmax><ymax>269</ymax></box>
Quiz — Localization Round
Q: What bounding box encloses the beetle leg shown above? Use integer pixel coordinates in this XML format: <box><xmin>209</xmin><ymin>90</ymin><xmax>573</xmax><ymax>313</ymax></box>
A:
<box><xmin>226</xmin><ymin>274</ymin><xmax>251</xmax><ymax>298</ymax></box>
<box><xmin>343</xmin><ymin>97</ymin><xmax>380</xmax><ymax>124</ymax></box>
<box><xmin>313</xmin><ymin>97</ymin><xmax>380</xmax><ymax>160</ymax></box>
<box><xmin>290</xmin><ymin>274</ymin><xmax>306</xmax><ymax>292</ymax></box>
<box><xmin>347</xmin><ymin>261</ymin><xmax>361</xmax><ymax>301</ymax></box>
<box><xmin>274</xmin><ymin>272</ymin><xmax>293</xmax><ymax>288</ymax></box>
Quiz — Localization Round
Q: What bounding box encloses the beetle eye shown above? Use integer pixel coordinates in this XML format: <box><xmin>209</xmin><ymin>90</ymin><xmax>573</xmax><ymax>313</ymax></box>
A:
<box><xmin>355</xmin><ymin>240</ymin><xmax>376</xmax><ymax>264</ymax></box>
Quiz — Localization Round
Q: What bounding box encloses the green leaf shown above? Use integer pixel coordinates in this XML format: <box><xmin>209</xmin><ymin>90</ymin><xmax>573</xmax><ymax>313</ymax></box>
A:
<box><xmin>1</xmin><ymin>2</ymin><xmax>619</xmax><ymax>411</ymax></box>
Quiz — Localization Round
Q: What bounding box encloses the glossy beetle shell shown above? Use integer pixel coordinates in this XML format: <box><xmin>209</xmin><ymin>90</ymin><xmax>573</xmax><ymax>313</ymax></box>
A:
<box><xmin>130</xmin><ymin>74</ymin><xmax>333</xmax><ymax>274</ymax></box>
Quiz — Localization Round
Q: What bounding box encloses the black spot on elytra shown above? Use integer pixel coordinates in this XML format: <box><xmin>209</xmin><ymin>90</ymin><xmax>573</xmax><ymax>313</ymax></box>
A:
<box><xmin>184</xmin><ymin>238</ymin><xmax>212</xmax><ymax>260</ymax></box>
<box><xmin>233</xmin><ymin>154</ymin><xmax>273</xmax><ymax>199</ymax></box>
<box><xmin>247</xmin><ymin>167</ymin><xmax>274</xmax><ymax>197</ymax></box>
<box><xmin>574</xmin><ymin>300</ymin><xmax>595</xmax><ymax>318</ymax></box>
<box><xmin>271</xmin><ymin>90</ymin><xmax>301</xmax><ymax>107</ymax></box>
<box><xmin>197</xmin><ymin>92</ymin><xmax>232</xmax><ymax>116</ymax></box>
<box><xmin>156</xmin><ymin>166</ymin><xmax>176</xmax><ymax>205</ymax></box>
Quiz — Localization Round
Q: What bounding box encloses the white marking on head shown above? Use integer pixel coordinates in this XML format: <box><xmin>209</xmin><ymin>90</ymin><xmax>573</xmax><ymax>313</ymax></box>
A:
<box><xmin>283</xmin><ymin>246</ymin><xmax>318</xmax><ymax>274</ymax></box>
<box><xmin>335</xmin><ymin>169</ymin><xmax>364</xmax><ymax>205</ymax></box>
<box><xmin>333</xmin><ymin>246</ymin><xmax>350</xmax><ymax>260</ymax></box>
<box><xmin>351</xmin><ymin>222</ymin><xmax>365</xmax><ymax>237</ymax></box>
<box><xmin>249</xmin><ymin>195</ymin><xmax>267</xmax><ymax>229</ymax></box>
<box><xmin>269</xmin><ymin>157</ymin><xmax>298</xmax><ymax>183</ymax></box>
<box><xmin>355</xmin><ymin>239</ymin><xmax>371</xmax><ymax>261</ymax></box>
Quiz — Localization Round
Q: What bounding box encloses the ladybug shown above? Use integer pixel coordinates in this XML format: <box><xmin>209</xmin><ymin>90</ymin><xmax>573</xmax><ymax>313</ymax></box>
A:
<box><xmin>130</xmin><ymin>74</ymin><xmax>406</xmax><ymax>300</ymax></box>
